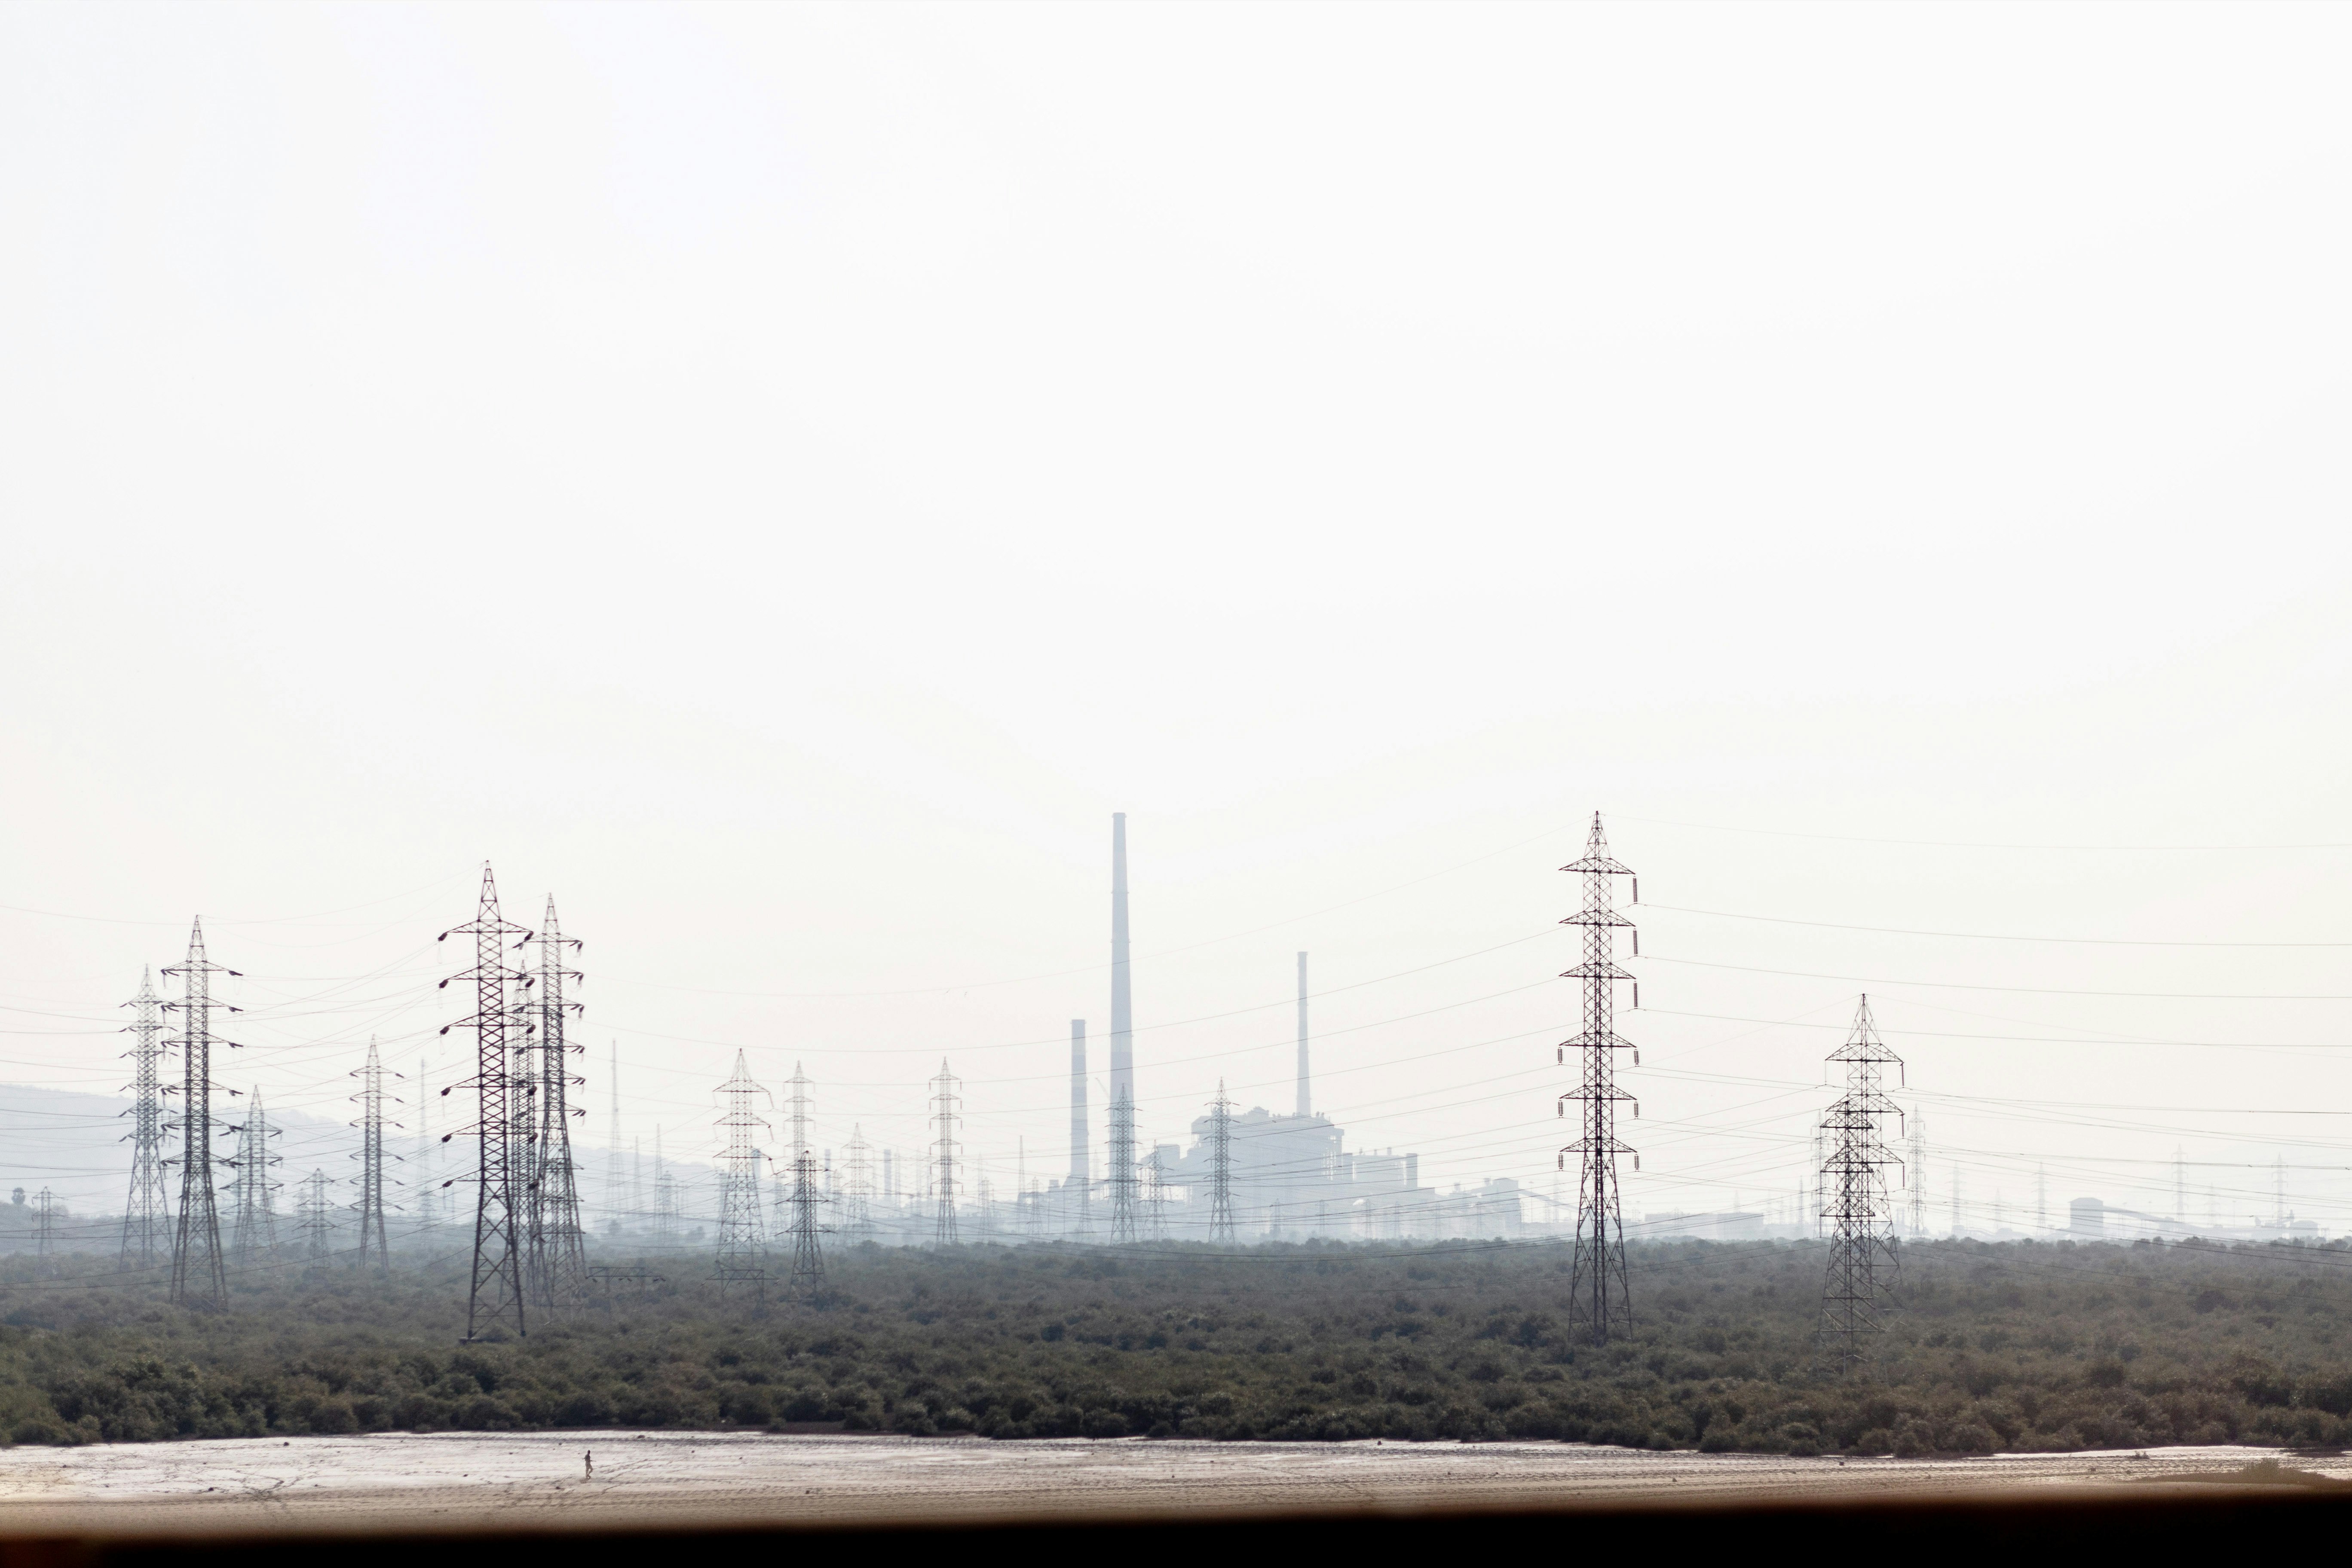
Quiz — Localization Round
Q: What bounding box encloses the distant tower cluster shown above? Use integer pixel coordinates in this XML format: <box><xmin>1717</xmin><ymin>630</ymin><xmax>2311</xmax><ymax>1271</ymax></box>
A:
<box><xmin>118</xmin><ymin>968</ymin><xmax>169</xmax><ymax>1269</ymax></box>
<box><xmin>1817</xmin><ymin>996</ymin><xmax>1906</xmax><ymax>1372</ymax></box>
<box><xmin>1558</xmin><ymin>813</ymin><xmax>1638</xmax><ymax>1345</ymax></box>
<box><xmin>783</xmin><ymin>1064</ymin><xmax>826</xmax><ymax>1295</ymax></box>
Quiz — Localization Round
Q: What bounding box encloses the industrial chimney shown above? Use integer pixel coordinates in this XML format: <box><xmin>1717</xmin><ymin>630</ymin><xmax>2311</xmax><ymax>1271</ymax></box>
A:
<box><xmin>1110</xmin><ymin>814</ymin><xmax>1133</xmax><ymax>1112</ymax></box>
<box><xmin>1295</xmin><ymin>951</ymin><xmax>1311</xmax><ymax>1118</ymax></box>
<box><xmin>1069</xmin><ymin>1020</ymin><xmax>1090</xmax><ymax>1184</ymax></box>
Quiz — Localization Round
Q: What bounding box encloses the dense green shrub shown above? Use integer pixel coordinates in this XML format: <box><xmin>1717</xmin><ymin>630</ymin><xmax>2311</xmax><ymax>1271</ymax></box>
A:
<box><xmin>0</xmin><ymin>1237</ymin><xmax>2347</xmax><ymax>1455</ymax></box>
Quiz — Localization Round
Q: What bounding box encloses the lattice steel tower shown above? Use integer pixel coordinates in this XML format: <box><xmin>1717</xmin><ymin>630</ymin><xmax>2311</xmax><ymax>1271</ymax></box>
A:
<box><xmin>1558</xmin><ymin>813</ymin><xmax>1638</xmax><ymax>1345</ymax></box>
<box><xmin>930</xmin><ymin>1060</ymin><xmax>961</xmax><ymax>1246</ymax></box>
<box><xmin>351</xmin><ymin>1039</ymin><xmax>395</xmax><ymax>1271</ymax></box>
<box><xmin>1107</xmin><ymin>1088</ymin><xmax>1137</xmax><ymax>1243</ymax></box>
<box><xmin>839</xmin><ymin>1126</ymin><xmax>874</xmax><ymax>1241</ymax></box>
<box><xmin>1818</xmin><ymin>996</ymin><xmax>1905</xmax><ymax>1372</ymax></box>
<box><xmin>781</xmin><ymin>1064</ymin><xmax>827</xmax><ymax>1289</ymax></box>
<box><xmin>118</xmin><ymin>967</ymin><xmax>170</xmax><ymax>1269</ymax></box>
<box><xmin>33</xmin><ymin>1189</ymin><xmax>58</xmax><ymax>1276</ymax></box>
<box><xmin>228</xmin><ymin>1088</ymin><xmax>281</xmax><ymax>1266</ymax></box>
<box><xmin>714</xmin><ymin>1051</ymin><xmax>771</xmax><ymax>1289</ymax></box>
<box><xmin>165</xmin><ymin>918</ymin><xmax>233</xmax><ymax>1309</ymax></box>
<box><xmin>441</xmin><ymin>865</ymin><xmax>532</xmax><ymax>1339</ymax></box>
<box><xmin>1207</xmin><ymin>1080</ymin><xmax>1236</xmax><ymax>1242</ymax></box>
<box><xmin>526</xmin><ymin>899</ymin><xmax>588</xmax><ymax>1311</ymax></box>
<box><xmin>297</xmin><ymin>1169</ymin><xmax>334</xmax><ymax>1264</ymax></box>
<box><xmin>1907</xmin><ymin>1110</ymin><xmax>1926</xmax><ymax>1237</ymax></box>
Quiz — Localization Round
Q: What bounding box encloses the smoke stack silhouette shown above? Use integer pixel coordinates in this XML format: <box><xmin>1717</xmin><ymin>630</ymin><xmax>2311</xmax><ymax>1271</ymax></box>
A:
<box><xmin>1110</xmin><ymin>813</ymin><xmax>1132</xmax><ymax>1110</ymax></box>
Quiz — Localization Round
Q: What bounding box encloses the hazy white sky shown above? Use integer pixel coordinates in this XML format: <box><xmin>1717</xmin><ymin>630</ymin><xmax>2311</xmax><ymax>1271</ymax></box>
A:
<box><xmin>5</xmin><ymin>2</ymin><xmax>2352</xmax><ymax>1231</ymax></box>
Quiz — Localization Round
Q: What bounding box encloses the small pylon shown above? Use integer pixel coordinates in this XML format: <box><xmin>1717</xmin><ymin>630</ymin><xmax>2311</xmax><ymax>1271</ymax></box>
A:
<box><xmin>1207</xmin><ymin>1081</ymin><xmax>1236</xmax><ymax>1243</ymax></box>
<box><xmin>930</xmin><ymin>1061</ymin><xmax>961</xmax><ymax>1246</ymax></box>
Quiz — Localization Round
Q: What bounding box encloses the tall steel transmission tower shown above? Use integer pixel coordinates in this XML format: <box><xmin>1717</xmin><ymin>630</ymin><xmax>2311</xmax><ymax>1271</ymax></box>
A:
<box><xmin>228</xmin><ymin>1089</ymin><xmax>281</xmax><ymax>1266</ymax></box>
<box><xmin>165</xmin><ymin>918</ymin><xmax>233</xmax><ymax>1309</ymax></box>
<box><xmin>33</xmin><ymin>1188</ymin><xmax>58</xmax><ymax>1276</ymax></box>
<box><xmin>297</xmin><ymin>1170</ymin><xmax>334</xmax><ymax>1264</ymax></box>
<box><xmin>1143</xmin><ymin>1146</ymin><xmax>1169</xmax><ymax>1241</ymax></box>
<box><xmin>652</xmin><ymin>1127</ymin><xmax>679</xmax><ymax>1250</ymax></box>
<box><xmin>930</xmin><ymin>1060</ymin><xmax>961</xmax><ymax>1247</ymax></box>
<box><xmin>1818</xmin><ymin>996</ymin><xmax>1905</xmax><ymax>1372</ymax></box>
<box><xmin>1908</xmin><ymin>1110</ymin><xmax>1926</xmax><ymax>1237</ymax></box>
<box><xmin>839</xmin><ymin>1126</ymin><xmax>874</xmax><ymax>1241</ymax></box>
<box><xmin>786</xmin><ymin>1147</ymin><xmax>827</xmax><ymax>1294</ymax></box>
<box><xmin>441</xmin><ymin>865</ymin><xmax>532</xmax><ymax>1340</ymax></box>
<box><xmin>526</xmin><ymin>899</ymin><xmax>588</xmax><ymax>1311</ymax></box>
<box><xmin>118</xmin><ymin>967</ymin><xmax>169</xmax><ymax>1269</ymax></box>
<box><xmin>1107</xmin><ymin>1089</ymin><xmax>1137</xmax><ymax>1243</ymax></box>
<box><xmin>1559</xmin><ymin>812</ymin><xmax>1638</xmax><ymax>1345</ymax></box>
<box><xmin>608</xmin><ymin>1039</ymin><xmax>623</xmax><ymax>1228</ymax></box>
<box><xmin>351</xmin><ymin>1039</ymin><xmax>395</xmax><ymax>1271</ymax></box>
<box><xmin>714</xmin><ymin>1051</ymin><xmax>771</xmax><ymax>1290</ymax></box>
<box><xmin>1207</xmin><ymin>1080</ymin><xmax>1236</xmax><ymax>1242</ymax></box>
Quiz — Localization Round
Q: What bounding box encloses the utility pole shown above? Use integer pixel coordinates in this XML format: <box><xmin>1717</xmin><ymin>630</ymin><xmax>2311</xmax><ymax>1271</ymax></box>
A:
<box><xmin>165</xmin><ymin>918</ymin><xmax>233</xmax><ymax>1310</ymax></box>
<box><xmin>527</xmin><ymin>899</ymin><xmax>587</xmax><ymax>1310</ymax></box>
<box><xmin>298</xmin><ymin>1169</ymin><xmax>334</xmax><ymax>1265</ymax></box>
<box><xmin>715</xmin><ymin>1051</ymin><xmax>771</xmax><ymax>1291</ymax></box>
<box><xmin>1818</xmin><ymin>996</ymin><xmax>1905</xmax><ymax>1373</ymax></box>
<box><xmin>1207</xmin><ymin>1080</ymin><xmax>1235</xmax><ymax>1243</ymax></box>
<box><xmin>118</xmin><ymin>967</ymin><xmax>169</xmax><ymax>1269</ymax></box>
<box><xmin>441</xmin><ymin>865</ymin><xmax>531</xmax><ymax>1340</ymax></box>
<box><xmin>351</xmin><ymin>1039</ymin><xmax>395</xmax><ymax>1271</ymax></box>
<box><xmin>33</xmin><ymin>1188</ymin><xmax>58</xmax><ymax>1277</ymax></box>
<box><xmin>931</xmin><ymin>1060</ymin><xmax>961</xmax><ymax>1247</ymax></box>
<box><xmin>228</xmin><ymin>1088</ymin><xmax>280</xmax><ymax>1266</ymax></box>
<box><xmin>1558</xmin><ymin>813</ymin><xmax>1637</xmax><ymax>1345</ymax></box>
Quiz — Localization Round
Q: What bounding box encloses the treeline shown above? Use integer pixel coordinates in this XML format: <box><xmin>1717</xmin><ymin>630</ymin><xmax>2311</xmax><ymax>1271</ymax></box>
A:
<box><xmin>3</xmin><ymin>1237</ymin><xmax>2352</xmax><ymax>1454</ymax></box>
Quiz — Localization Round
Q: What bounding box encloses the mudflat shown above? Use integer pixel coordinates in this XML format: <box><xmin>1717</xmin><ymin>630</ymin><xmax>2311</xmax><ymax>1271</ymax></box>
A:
<box><xmin>0</xmin><ymin>1433</ymin><xmax>2333</xmax><ymax>1537</ymax></box>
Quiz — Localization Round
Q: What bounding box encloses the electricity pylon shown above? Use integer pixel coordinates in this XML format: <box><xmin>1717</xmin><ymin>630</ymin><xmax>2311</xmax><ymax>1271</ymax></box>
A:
<box><xmin>441</xmin><ymin>865</ymin><xmax>531</xmax><ymax>1340</ymax></box>
<box><xmin>165</xmin><ymin>918</ymin><xmax>234</xmax><ymax>1309</ymax></box>
<box><xmin>33</xmin><ymin>1189</ymin><xmax>58</xmax><ymax>1277</ymax></box>
<box><xmin>118</xmin><ymin>967</ymin><xmax>170</xmax><ymax>1269</ymax></box>
<box><xmin>714</xmin><ymin>1051</ymin><xmax>772</xmax><ymax>1291</ymax></box>
<box><xmin>1207</xmin><ymin>1081</ymin><xmax>1236</xmax><ymax>1242</ymax></box>
<box><xmin>351</xmin><ymin>1039</ymin><xmax>397</xmax><ymax>1271</ymax></box>
<box><xmin>839</xmin><ymin>1126</ymin><xmax>875</xmax><ymax>1240</ymax></box>
<box><xmin>1559</xmin><ymin>812</ymin><xmax>1638</xmax><ymax>1345</ymax></box>
<box><xmin>787</xmin><ymin>1148</ymin><xmax>827</xmax><ymax>1297</ymax></box>
<box><xmin>1908</xmin><ymin>1111</ymin><xmax>1926</xmax><ymax>1237</ymax></box>
<box><xmin>1108</xmin><ymin>1088</ymin><xmax>1137</xmax><ymax>1243</ymax></box>
<box><xmin>228</xmin><ymin>1088</ymin><xmax>281</xmax><ymax>1266</ymax></box>
<box><xmin>526</xmin><ymin>899</ymin><xmax>588</xmax><ymax>1310</ymax></box>
<box><xmin>1819</xmin><ymin>996</ymin><xmax>1905</xmax><ymax>1372</ymax></box>
<box><xmin>297</xmin><ymin>1169</ymin><xmax>335</xmax><ymax>1265</ymax></box>
<box><xmin>930</xmin><ymin>1061</ymin><xmax>961</xmax><ymax>1246</ymax></box>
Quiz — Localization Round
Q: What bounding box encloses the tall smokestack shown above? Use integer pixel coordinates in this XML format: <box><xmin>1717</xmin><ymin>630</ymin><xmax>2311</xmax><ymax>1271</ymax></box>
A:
<box><xmin>1110</xmin><ymin>813</ymin><xmax>1133</xmax><ymax>1110</ymax></box>
<box><xmin>1069</xmin><ymin>1020</ymin><xmax>1090</xmax><ymax>1183</ymax></box>
<box><xmin>1295</xmin><ymin>951</ymin><xmax>1310</xmax><ymax>1118</ymax></box>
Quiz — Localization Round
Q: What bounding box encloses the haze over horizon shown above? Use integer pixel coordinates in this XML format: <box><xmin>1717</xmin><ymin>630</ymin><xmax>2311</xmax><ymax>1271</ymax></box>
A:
<box><xmin>6</xmin><ymin>3</ymin><xmax>2352</xmax><ymax>1238</ymax></box>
